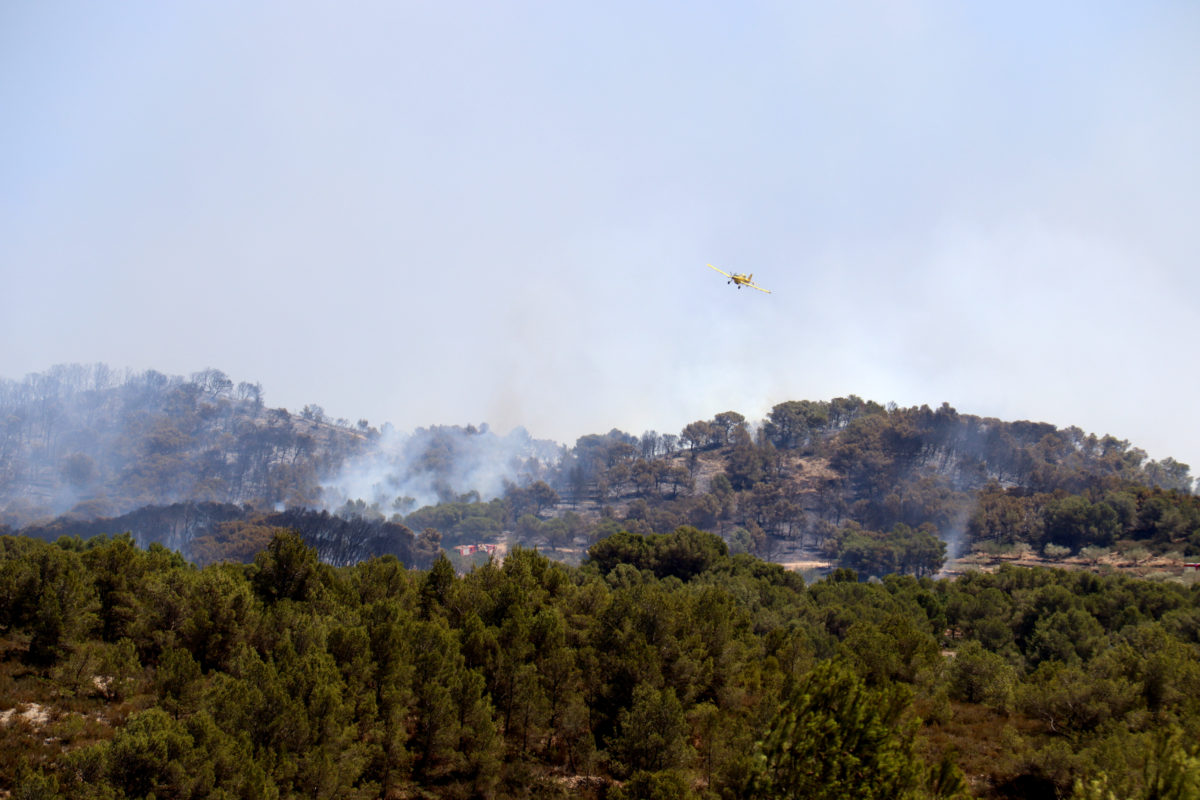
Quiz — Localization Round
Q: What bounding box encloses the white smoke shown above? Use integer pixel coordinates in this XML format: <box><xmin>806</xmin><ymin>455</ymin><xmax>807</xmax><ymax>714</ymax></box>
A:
<box><xmin>319</xmin><ymin>424</ymin><xmax>565</xmax><ymax>515</ymax></box>
<box><xmin>937</xmin><ymin>502</ymin><xmax>975</xmax><ymax>576</ymax></box>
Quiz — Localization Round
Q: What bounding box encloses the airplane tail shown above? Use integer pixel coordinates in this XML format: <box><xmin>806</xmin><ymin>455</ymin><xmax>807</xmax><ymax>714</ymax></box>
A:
<box><xmin>748</xmin><ymin>274</ymin><xmax>753</xmax><ymax>282</ymax></box>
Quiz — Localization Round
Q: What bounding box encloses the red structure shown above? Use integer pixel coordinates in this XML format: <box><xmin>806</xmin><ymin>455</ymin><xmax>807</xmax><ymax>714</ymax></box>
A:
<box><xmin>454</xmin><ymin>543</ymin><xmax>502</xmax><ymax>557</ymax></box>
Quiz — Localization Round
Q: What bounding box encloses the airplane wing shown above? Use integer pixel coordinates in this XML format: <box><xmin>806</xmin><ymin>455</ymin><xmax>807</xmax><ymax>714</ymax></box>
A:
<box><xmin>706</xmin><ymin>263</ymin><xmax>732</xmax><ymax>279</ymax></box>
<box><xmin>746</xmin><ymin>281</ymin><xmax>772</xmax><ymax>294</ymax></box>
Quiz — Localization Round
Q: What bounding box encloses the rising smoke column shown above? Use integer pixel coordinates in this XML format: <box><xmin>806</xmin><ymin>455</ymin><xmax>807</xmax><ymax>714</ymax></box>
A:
<box><xmin>319</xmin><ymin>423</ymin><xmax>564</xmax><ymax>514</ymax></box>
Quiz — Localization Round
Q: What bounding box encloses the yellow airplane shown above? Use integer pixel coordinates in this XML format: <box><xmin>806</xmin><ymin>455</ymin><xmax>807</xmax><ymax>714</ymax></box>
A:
<box><xmin>707</xmin><ymin>263</ymin><xmax>771</xmax><ymax>293</ymax></box>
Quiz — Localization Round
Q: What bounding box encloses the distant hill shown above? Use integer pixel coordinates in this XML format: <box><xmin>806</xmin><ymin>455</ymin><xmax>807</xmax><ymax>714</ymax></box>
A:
<box><xmin>0</xmin><ymin>364</ymin><xmax>369</xmax><ymax>527</ymax></box>
<box><xmin>3</xmin><ymin>365</ymin><xmax>1196</xmax><ymax>575</ymax></box>
<box><xmin>526</xmin><ymin>401</ymin><xmax>1197</xmax><ymax>578</ymax></box>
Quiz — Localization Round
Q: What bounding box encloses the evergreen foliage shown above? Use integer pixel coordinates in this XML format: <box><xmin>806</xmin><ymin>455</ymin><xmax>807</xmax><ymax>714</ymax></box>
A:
<box><xmin>0</xmin><ymin>529</ymin><xmax>1197</xmax><ymax>798</ymax></box>
<box><xmin>4</xmin><ymin>366</ymin><xmax>1200</xmax><ymax>799</ymax></box>
<box><xmin>754</xmin><ymin>660</ymin><xmax>925</xmax><ymax>799</ymax></box>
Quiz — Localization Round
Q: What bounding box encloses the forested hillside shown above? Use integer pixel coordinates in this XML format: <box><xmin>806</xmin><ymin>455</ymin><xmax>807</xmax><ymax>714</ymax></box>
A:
<box><xmin>3</xmin><ymin>366</ymin><xmax>1200</xmax><ymax>798</ymax></box>
<box><xmin>2</xmin><ymin>529</ymin><xmax>1199</xmax><ymax>799</ymax></box>
<box><xmin>0</xmin><ymin>364</ymin><xmax>369</xmax><ymax>525</ymax></box>
<box><xmin>523</xmin><ymin>400</ymin><xmax>1198</xmax><ymax>578</ymax></box>
<box><xmin>3</xmin><ymin>366</ymin><xmax>1197</xmax><ymax>576</ymax></box>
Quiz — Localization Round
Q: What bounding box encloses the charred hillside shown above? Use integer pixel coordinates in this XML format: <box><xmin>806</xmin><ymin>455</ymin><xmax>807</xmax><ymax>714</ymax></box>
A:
<box><xmin>513</xmin><ymin>401</ymin><xmax>1197</xmax><ymax>577</ymax></box>
<box><xmin>3</xmin><ymin>367</ymin><xmax>1197</xmax><ymax>578</ymax></box>
<box><xmin>0</xmin><ymin>364</ymin><xmax>370</xmax><ymax>527</ymax></box>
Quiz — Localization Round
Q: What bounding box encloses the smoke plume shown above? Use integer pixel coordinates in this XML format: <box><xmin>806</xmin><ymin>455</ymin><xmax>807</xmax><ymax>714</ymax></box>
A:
<box><xmin>318</xmin><ymin>423</ymin><xmax>564</xmax><ymax>515</ymax></box>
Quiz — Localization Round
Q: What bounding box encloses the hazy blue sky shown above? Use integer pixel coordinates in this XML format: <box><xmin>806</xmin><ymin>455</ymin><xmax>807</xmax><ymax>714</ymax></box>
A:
<box><xmin>3</xmin><ymin>2</ymin><xmax>1198</xmax><ymax>469</ymax></box>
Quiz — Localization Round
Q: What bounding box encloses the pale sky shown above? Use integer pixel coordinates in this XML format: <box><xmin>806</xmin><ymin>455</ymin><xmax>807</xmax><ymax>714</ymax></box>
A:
<box><xmin>3</xmin><ymin>2</ymin><xmax>1198</xmax><ymax>472</ymax></box>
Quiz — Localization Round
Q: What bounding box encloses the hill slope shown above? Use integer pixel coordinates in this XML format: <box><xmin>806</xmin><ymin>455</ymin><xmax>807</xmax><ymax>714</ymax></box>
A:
<box><xmin>0</xmin><ymin>364</ymin><xmax>369</xmax><ymax>526</ymax></box>
<box><xmin>3</xmin><ymin>367</ymin><xmax>1196</xmax><ymax>576</ymax></box>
